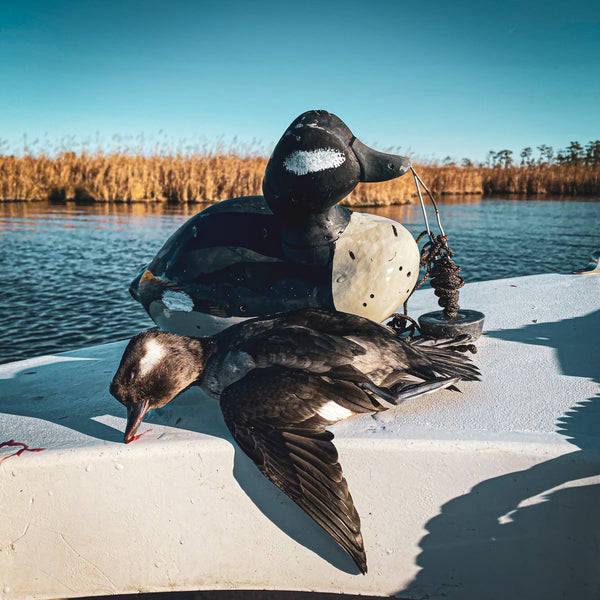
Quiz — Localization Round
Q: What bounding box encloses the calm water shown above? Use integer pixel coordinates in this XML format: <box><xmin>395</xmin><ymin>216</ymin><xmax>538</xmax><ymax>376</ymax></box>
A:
<box><xmin>1</xmin><ymin>198</ymin><xmax>599</xmax><ymax>364</ymax></box>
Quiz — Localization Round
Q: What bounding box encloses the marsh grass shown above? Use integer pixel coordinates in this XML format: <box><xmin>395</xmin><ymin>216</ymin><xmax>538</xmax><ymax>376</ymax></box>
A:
<box><xmin>1</xmin><ymin>151</ymin><xmax>598</xmax><ymax>204</ymax></box>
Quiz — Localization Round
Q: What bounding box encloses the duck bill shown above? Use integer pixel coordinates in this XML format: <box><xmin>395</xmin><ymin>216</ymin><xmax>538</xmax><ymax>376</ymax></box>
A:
<box><xmin>352</xmin><ymin>138</ymin><xmax>411</xmax><ymax>183</ymax></box>
<box><xmin>124</xmin><ymin>398</ymin><xmax>150</xmax><ymax>443</ymax></box>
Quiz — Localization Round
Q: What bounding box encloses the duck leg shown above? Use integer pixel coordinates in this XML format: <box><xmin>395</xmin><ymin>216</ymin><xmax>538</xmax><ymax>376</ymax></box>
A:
<box><xmin>358</xmin><ymin>377</ymin><xmax>459</xmax><ymax>407</ymax></box>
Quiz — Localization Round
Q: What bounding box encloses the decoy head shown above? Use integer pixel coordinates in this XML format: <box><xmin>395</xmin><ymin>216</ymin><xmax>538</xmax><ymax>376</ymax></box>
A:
<box><xmin>109</xmin><ymin>331</ymin><xmax>208</xmax><ymax>443</ymax></box>
<box><xmin>263</xmin><ymin>110</ymin><xmax>411</xmax><ymax>220</ymax></box>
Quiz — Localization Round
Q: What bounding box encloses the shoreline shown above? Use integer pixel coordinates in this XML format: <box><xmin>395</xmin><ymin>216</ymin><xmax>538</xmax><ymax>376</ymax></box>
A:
<box><xmin>1</xmin><ymin>152</ymin><xmax>599</xmax><ymax>204</ymax></box>
<box><xmin>1</xmin><ymin>193</ymin><xmax>599</xmax><ymax>206</ymax></box>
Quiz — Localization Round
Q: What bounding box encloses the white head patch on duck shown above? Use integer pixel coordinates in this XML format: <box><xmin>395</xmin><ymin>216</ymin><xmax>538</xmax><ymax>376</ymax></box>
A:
<box><xmin>283</xmin><ymin>148</ymin><xmax>346</xmax><ymax>176</ymax></box>
<box><xmin>139</xmin><ymin>338</ymin><xmax>167</xmax><ymax>376</ymax></box>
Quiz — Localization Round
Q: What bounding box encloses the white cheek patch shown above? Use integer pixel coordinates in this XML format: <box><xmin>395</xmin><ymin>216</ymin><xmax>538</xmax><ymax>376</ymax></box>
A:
<box><xmin>283</xmin><ymin>148</ymin><xmax>346</xmax><ymax>176</ymax></box>
<box><xmin>162</xmin><ymin>289</ymin><xmax>194</xmax><ymax>312</ymax></box>
<box><xmin>317</xmin><ymin>401</ymin><xmax>353</xmax><ymax>421</ymax></box>
<box><xmin>139</xmin><ymin>338</ymin><xmax>167</xmax><ymax>376</ymax></box>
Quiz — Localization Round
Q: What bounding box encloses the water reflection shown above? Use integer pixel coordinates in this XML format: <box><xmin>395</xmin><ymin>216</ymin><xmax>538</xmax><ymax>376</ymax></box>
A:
<box><xmin>1</xmin><ymin>198</ymin><xmax>599</xmax><ymax>363</ymax></box>
<box><xmin>0</xmin><ymin>200</ymin><xmax>205</xmax><ymax>231</ymax></box>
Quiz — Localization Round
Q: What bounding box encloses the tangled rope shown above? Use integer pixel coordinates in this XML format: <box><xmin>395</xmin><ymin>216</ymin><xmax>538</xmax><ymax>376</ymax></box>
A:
<box><xmin>387</xmin><ymin>168</ymin><xmax>476</xmax><ymax>353</ymax></box>
<box><xmin>389</xmin><ymin>233</ymin><xmax>477</xmax><ymax>353</ymax></box>
<box><xmin>420</xmin><ymin>234</ymin><xmax>464</xmax><ymax>320</ymax></box>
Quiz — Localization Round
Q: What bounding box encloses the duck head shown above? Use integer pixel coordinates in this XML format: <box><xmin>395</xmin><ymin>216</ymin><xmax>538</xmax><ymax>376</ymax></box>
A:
<box><xmin>263</xmin><ymin>110</ymin><xmax>411</xmax><ymax>249</ymax></box>
<box><xmin>109</xmin><ymin>331</ymin><xmax>209</xmax><ymax>443</ymax></box>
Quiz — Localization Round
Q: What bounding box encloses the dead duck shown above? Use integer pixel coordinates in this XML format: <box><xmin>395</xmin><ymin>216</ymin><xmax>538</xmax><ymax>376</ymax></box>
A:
<box><xmin>110</xmin><ymin>307</ymin><xmax>479</xmax><ymax>574</ymax></box>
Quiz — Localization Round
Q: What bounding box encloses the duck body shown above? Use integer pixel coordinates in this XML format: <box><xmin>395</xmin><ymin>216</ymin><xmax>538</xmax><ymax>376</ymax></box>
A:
<box><xmin>130</xmin><ymin>110</ymin><xmax>420</xmax><ymax>336</ymax></box>
<box><xmin>110</xmin><ymin>307</ymin><xmax>480</xmax><ymax>573</ymax></box>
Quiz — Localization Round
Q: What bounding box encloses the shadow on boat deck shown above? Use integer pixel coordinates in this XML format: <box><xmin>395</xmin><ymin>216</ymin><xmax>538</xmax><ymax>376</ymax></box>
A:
<box><xmin>396</xmin><ymin>309</ymin><xmax>600</xmax><ymax>599</ymax></box>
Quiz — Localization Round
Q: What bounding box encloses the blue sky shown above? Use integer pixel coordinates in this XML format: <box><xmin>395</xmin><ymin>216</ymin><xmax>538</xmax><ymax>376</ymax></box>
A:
<box><xmin>1</xmin><ymin>0</ymin><xmax>599</xmax><ymax>162</ymax></box>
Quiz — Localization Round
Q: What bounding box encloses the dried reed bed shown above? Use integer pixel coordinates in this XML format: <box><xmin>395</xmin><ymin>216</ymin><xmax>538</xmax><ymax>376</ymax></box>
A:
<box><xmin>0</xmin><ymin>152</ymin><xmax>268</xmax><ymax>203</ymax></box>
<box><xmin>1</xmin><ymin>152</ymin><xmax>598</xmax><ymax>204</ymax></box>
<box><xmin>345</xmin><ymin>164</ymin><xmax>487</xmax><ymax>206</ymax></box>
<box><xmin>349</xmin><ymin>164</ymin><xmax>600</xmax><ymax>204</ymax></box>
<box><xmin>479</xmin><ymin>165</ymin><xmax>600</xmax><ymax>196</ymax></box>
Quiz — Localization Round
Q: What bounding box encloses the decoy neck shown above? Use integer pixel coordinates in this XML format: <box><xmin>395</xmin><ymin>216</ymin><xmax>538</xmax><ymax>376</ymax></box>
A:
<box><xmin>262</xmin><ymin>110</ymin><xmax>411</xmax><ymax>253</ymax></box>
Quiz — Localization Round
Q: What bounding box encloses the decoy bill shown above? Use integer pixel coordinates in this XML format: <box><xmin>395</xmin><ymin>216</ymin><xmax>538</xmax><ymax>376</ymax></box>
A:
<box><xmin>130</xmin><ymin>110</ymin><xmax>420</xmax><ymax>337</ymax></box>
<box><xmin>110</xmin><ymin>308</ymin><xmax>480</xmax><ymax>574</ymax></box>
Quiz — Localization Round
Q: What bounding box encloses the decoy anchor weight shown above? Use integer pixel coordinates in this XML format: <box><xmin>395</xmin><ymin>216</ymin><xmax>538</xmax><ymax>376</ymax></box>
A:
<box><xmin>403</xmin><ymin>168</ymin><xmax>485</xmax><ymax>342</ymax></box>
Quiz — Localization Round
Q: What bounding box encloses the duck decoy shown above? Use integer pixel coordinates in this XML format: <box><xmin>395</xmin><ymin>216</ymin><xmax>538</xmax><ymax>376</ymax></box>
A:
<box><xmin>130</xmin><ymin>110</ymin><xmax>420</xmax><ymax>337</ymax></box>
<box><xmin>573</xmin><ymin>249</ymin><xmax>600</xmax><ymax>274</ymax></box>
<box><xmin>110</xmin><ymin>307</ymin><xmax>480</xmax><ymax>573</ymax></box>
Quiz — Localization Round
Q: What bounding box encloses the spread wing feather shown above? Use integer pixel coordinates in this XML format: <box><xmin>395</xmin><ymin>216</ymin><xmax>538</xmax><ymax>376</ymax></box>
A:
<box><xmin>219</xmin><ymin>366</ymin><xmax>368</xmax><ymax>574</ymax></box>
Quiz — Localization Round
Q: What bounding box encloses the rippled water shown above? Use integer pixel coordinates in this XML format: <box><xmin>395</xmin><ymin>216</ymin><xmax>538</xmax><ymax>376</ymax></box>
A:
<box><xmin>1</xmin><ymin>198</ymin><xmax>599</xmax><ymax>364</ymax></box>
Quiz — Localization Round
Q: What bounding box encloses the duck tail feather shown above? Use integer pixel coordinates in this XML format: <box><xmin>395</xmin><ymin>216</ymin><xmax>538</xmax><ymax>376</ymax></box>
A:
<box><xmin>414</xmin><ymin>345</ymin><xmax>481</xmax><ymax>382</ymax></box>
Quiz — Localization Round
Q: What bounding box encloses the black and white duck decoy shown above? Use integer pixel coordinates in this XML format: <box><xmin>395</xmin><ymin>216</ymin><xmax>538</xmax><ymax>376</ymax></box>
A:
<box><xmin>110</xmin><ymin>307</ymin><xmax>480</xmax><ymax>573</ymax></box>
<box><xmin>130</xmin><ymin>110</ymin><xmax>420</xmax><ymax>337</ymax></box>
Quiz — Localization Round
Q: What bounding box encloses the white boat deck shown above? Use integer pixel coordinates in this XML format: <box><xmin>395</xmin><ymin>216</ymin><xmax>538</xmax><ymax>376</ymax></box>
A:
<box><xmin>1</xmin><ymin>273</ymin><xmax>599</xmax><ymax>600</ymax></box>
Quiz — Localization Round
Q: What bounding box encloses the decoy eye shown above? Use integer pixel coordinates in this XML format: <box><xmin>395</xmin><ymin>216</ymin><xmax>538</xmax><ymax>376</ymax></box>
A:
<box><xmin>387</xmin><ymin>162</ymin><xmax>395</xmax><ymax>170</ymax></box>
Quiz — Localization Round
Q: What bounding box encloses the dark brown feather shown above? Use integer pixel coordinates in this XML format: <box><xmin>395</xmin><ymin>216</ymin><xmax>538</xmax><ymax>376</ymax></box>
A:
<box><xmin>220</xmin><ymin>366</ymin><xmax>368</xmax><ymax>574</ymax></box>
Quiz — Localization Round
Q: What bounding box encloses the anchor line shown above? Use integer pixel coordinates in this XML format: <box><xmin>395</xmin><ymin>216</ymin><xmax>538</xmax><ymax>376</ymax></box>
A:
<box><xmin>388</xmin><ymin>169</ymin><xmax>476</xmax><ymax>353</ymax></box>
<box><xmin>0</xmin><ymin>439</ymin><xmax>45</xmax><ymax>466</ymax></box>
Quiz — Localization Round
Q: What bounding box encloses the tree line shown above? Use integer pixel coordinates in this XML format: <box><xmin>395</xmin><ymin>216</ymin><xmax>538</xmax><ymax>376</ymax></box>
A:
<box><xmin>483</xmin><ymin>140</ymin><xmax>600</xmax><ymax>168</ymax></box>
<box><xmin>441</xmin><ymin>141</ymin><xmax>600</xmax><ymax>168</ymax></box>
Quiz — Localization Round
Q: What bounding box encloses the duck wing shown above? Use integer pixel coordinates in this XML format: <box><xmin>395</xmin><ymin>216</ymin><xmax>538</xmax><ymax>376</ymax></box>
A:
<box><xmin>238</xmin><ymin>325</ymin><xmax>371</xmax><ymax>376</ymax></box>
<box><xmin>215</xmin><ymin>307</ymin><xmax>393</xmax><ymax>348</ymax></box>
<box><xmin>219</xmin><ymin>366</ymin><xmax>372</xmax><ymax>574</ymax></box>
